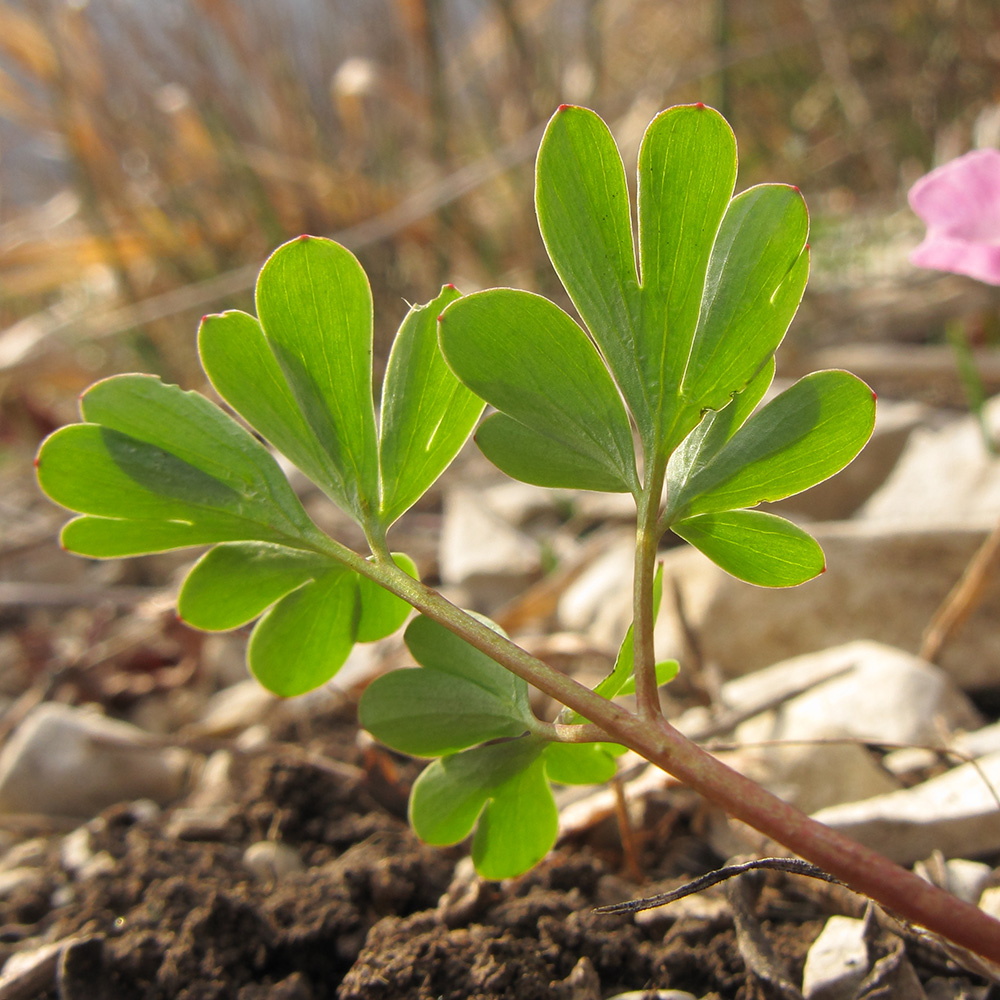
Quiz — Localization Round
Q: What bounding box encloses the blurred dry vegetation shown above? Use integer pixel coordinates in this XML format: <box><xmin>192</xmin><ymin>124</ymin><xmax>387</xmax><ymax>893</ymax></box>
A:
<box><xmin>2</xmin><ymin>0</ymin><xmax>1000</xmax><ymax>429</ymax></box>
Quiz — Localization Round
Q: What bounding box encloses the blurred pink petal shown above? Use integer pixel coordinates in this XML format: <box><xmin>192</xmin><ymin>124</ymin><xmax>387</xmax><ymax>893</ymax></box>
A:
<box><xmin>908</xmin><ymin>148</ymin><xmax>1000</xmax><ymax>285</ymax></box>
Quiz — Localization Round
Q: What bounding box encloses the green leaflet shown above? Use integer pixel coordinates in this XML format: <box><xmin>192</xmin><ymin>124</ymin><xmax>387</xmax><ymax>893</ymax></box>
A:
<box><xmin>401</xmin><ymin>614</ymin><xmax>529</xmax><ymax>711</ymax></box>
<box><xmin>542</xmin><ymin>742</ymin><xmax>618</xmax><ymax>785</ymax></box>
<box><xmin>36</xmin><ymin>375</ymin><xmax>323</xmax><ymax>557</ymax></box>
<box><xmin>198</xmin><ymin>310</ymin><xmax>347</xmax><ymax>509</ymax></box>
<box><xmin>671</xmin><ymin>186</ymin><xmax>809</xmax><ymax>448</ymax></box>
<box><xmin>666</xmin><ymin>370</ymin><xmax>876</xmax><ymax>522</ymax></box>
<box><xmin>409</xmin><ymin>737</ymin><xmax>616</xmax><ymax>881</ymax></box>
<box><xmin>179</xmin><ymin>543</ymin><xmax>415</xmax><ymax>641</ymax></box>
<box><xmin>379</xmin><ymin>285</ymin><xmax>485</xmax><ymax>525</ymax></box>
<box><xmin>248</xmin><ymin>567</ymin><xmax>360</xmax><ymax>697</ymax></box>
<box><xmin>438</xmin><ymin>289</ymin><xmax>638</xmax><ymax>494</ymax></box>
<box><xmin>409</xmin><ymin>738</ymin><xmax>557</xmax><ymax>881</ymax></box>
<box><xmin>473</xmin><ymin>413</ymin><xmax>632</xmax><ymax>493</ymax></box>
<box><xmin>255</xmin><ymin>237</ymin><xmax>380</xmax><ymax>523</ymax></box>
<box><xmin>179</xmin><ymin>543</ymin><xmax>337</xmax><ymax>631</ymax></box>
<box><xmin>203</xmin><ymin>270</ymin><xmax>482</xmax><ymax>532</ymax></box>
<box><xmin>359</xmin><ymin>615</ymin><xmax>533</xmax><ymax>756</ymax></box>
<box><xmin>535</xmin><ymin>105</ymin><xmax>647</xmax><ymax>436</ymax></box>
<box><xmin>672</xmin><ymin>509</ymin><xmax>825</xmax><ymax>587</ymax></box>
<box><xmin>179</xmin><ymin>544</ymin><xmax>416</xmax><ymax>696</ymax></box>
<box><xmin>636</xmin><ymin>105</ymin><xmax>738</xmax><ymax>449</ymax></box>
<box><xmin>358</xmin><ymin>668</ymin><xmax>532</xmax><ymax>757</ymax></box>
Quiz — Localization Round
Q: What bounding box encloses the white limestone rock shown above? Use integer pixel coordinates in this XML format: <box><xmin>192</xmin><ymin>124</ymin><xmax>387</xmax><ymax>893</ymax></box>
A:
<box><xmin>672</xmin><ymin>642</ymin><xmax>980</xmax><ymax>826</ymax></box>
<box><xmin>655</xmin><ymin>520</ymin><xmax>1000</xmax><ymax>690</ymax></box>
<box><xmin>0</xmin><ymin>703</ymin><xmax>191</xmax><ymax>818</ymax></box>
<box><xmin>556</xmin><ymin>533</ymin><xmax>634</xmax><ymax>654</ymax></box>
<box><xmin>858</xmin><ymin>394</ymin><xmax>1000</xmax><ymax>525</ymax></box>
<box><xmin>439</xmin><ymin>486</ymin><xmax>541</xmax><ymax>609</ymax></box>
<box><xmin>811</xmin><ymin>749</ymin><xmax>1000</xmax><ymax>864</ymax></box>
<box><xmin>801</xmin><ymin>915</ymin><xmax>869</xmax><ymax>1000</ymax></box>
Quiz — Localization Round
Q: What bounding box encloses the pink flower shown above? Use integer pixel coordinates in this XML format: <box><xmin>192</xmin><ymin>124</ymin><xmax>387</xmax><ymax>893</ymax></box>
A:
<box><xmin>908</xmin><ymin>148</ymin><xmax>1000</xmax><ymax>286</ymax></box>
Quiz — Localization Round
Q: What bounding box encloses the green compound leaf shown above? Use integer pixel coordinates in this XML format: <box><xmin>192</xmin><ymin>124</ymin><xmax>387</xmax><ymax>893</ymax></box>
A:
<box><xmin>409</xmin><ymin>738</ymin><xmax>557</xmax><ymax>880</ymax></box>
<box><xmin>535</xmin><ymin>105</ymin><xmax>647</xmax><ymax>436</ymax></box>
<box><xmin>256</xmin><ymin>236</ymin><xmax>380</xmax><ymax>522</ymax></box>
<box><xmin>667</xmin><ymin>370</ymin><xmax>876</xmax><ymax>522</ymax></box>
<box><xmin>359</xmin><ymin>614</ymin><xmax>533</xmax><ymax>756</ymax></box>
<box><xmin>198</xmin><ymin>310</ymin><xmax>346</xmax><ymax>507</ymax></box>
<box><xmin>378</xmin><ymin>285</ymin><xmax>485</xmax><ymax>526</ymax></box>
<box><xmin>438</xmin><ymin>289</ymin><xmax>638</xmax><ymax>493</ymax></box>
<box><xmin>248</xmin><ymin>567</ymin><xmax>360</xmax><ymax>697</ymax></box>
<box><xmin>672</xmin><ymin>509</ymin><xmax>825</xmax><ymax>587</ymax></box>
<box><xmin>542</xmin><ymin>742</ymin><xmax>618</xmax><ymax>785</ymax></box>
<box><xmin>36</xmin><ymin>375</ymin><xmax>322</xmax><ymax>557</ymax></box>
<box><xmin>532</xmin><ymin>103</ymin><xmax>809</xmax><ymax>460</ymax></box>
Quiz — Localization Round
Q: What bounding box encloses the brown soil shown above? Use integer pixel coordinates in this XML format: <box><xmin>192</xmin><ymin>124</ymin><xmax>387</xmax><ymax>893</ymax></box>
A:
<box><xmin>0</xmin><ymin>701</ymin><xmax>989</xmax><ymax>1000</ymax></box>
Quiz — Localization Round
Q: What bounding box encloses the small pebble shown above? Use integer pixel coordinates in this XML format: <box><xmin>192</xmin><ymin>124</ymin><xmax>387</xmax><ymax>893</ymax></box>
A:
<box><xmin>0</xmin><ymin>867</ymin><xmax>45</xmax><ymax>899</ymax></box>
<box><xmin>242</xmin><ymin>841</ymin><xmax>304</xmax><ymax>881</ymax></box>
<box><xmin>164</xmin><ymin>805</ymin><xmax>233</xmax><ymax>841</ymax></box>
<box><xmin>0</xmin><ymin>838</ymin><xmax>48</xmax><ymax>872</ymax></box>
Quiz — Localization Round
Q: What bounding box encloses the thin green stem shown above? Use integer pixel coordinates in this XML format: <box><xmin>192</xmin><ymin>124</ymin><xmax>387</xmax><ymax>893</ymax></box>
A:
<box><xmin>633</xmin><ymin>454</ymin><xmax>666</xmax><ymax>720</ymax></box>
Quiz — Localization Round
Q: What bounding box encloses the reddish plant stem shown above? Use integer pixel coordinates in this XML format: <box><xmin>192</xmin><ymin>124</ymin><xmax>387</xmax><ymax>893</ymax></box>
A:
<box><xmin>328</xmin><ymin>539</ymin><xmax>1000</xmax><ymax>961</ymax></box>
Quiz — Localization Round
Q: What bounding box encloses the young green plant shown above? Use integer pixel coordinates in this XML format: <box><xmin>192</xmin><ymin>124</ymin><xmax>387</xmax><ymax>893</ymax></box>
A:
<box><xmin>35</xmin><ymin>104</ymin><xmax>1000</xmax><ymax>960</ymax></box>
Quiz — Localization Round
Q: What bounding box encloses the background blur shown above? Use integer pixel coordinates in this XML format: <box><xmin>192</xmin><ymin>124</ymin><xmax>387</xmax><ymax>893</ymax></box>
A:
<box><xmin>1</xmin><ymin>0</ymin><xmax>1000</xmax><ymax>439</ymax></box>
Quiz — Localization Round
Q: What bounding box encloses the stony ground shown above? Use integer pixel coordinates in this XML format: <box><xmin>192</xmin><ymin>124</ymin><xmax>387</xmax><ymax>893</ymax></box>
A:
<box><xmin>2</xmin><ymin>379</ymin><xmax>1000</xmax><ymax>998</ymax></box>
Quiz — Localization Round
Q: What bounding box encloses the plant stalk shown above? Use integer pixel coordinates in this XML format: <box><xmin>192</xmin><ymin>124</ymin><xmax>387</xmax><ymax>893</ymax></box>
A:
<box><xmin>633</xmin><ymin>458</ymin><xmax>666</xmax><ymax>720</ymax></box>
<box><xmin>327</xmin><ymin>537</ymin><xmax>1000</xmax><ymax>962</ymax></box>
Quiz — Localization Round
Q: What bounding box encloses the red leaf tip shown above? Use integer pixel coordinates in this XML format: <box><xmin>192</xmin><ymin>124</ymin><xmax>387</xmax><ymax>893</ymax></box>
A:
<box><xmin>695</xmin><ymin>101</ymin><xmax>706</xmax><ymax>109</ymax></box>
<box><xmin>871</xmin><ymin>390</ymin><xmax>878</xmax><ymax>402</ymax></box>
<box><xmin>557</xmin><ymin>104</ymin><xmax>572</xmax><ymax>112</ymax></box>
<box><xmin>792</xmin><ymin>184</ymin><xmax>801</xmax><ymax>193</ymax></box>
<box><xmin>820</xmin><ymin>564</ymin><xmax>827</xmax><ymax>574</ymax></box>
<box><xmin>297</xmin><ymin>233</ymin><xmax>310</xmax><ymax>241</ymax></box>
<box><xmin>32</xmin><ymin>456</ymin><xmax>40</xmax><ymax>469</ymax></box>
<box><xmin>437</xmin><ymin>314</ymin><xmax>445</xmax><ymax>324</ymax></box>
<box><xmin>444</xmin><ymin>283</ymin><xmax>456</xmax><ymax>290</ymax></box>
<box><xmin>805</xmin><ymin>243</ymin><xmax>811</xmax><ymax>251</ymax></box>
